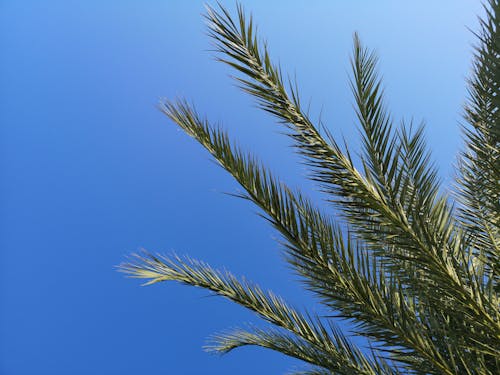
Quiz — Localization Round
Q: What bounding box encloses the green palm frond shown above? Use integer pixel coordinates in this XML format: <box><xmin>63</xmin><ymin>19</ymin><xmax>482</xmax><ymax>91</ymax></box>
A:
<box><xmin>456</xmin><ymin>0</ymin><xmax>500</xmax><ymax>279</ymax></box>
<box><xmin>119</xmin><ymin>252</ymin><xmax>384</xmax><ymax>375</ymax></box>
<box><xmin>206</xmin><ymin>325</ymin><xmax>397</xmax><ymax>375</ymax></box>
<box><xmin>121</xmin><ymin>1</ymin><xmax>500</xmax><ymax>374</ymax></box>
<box><xmin>207</xmin><ymin>3</ymin><xmax>454</xmax><ymax>288</ymax></box>
<box><xmin>205</xmin><ymin>1</ymin><xmax>500</xmax><ymax>347</ymax></box>
<box><xmin>157</xmin><ymin>99</ymin><xmax>443</xmax><ymax>369</ymax></box>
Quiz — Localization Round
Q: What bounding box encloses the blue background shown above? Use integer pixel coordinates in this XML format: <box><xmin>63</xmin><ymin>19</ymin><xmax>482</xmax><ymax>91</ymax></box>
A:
<box><xmin>0</xmin><ymin>1</ymin><xmax>483</xmax><ymax>374</ymax></box>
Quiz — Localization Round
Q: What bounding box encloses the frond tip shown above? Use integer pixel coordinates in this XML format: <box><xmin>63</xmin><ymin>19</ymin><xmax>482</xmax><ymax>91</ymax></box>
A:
<box><xmin>118</xmin><ymin>252</ymin><xmax>173</xmax><ymax>285</ymax></box>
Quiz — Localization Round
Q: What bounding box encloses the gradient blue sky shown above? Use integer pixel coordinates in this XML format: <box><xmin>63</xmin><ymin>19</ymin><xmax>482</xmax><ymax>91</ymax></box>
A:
<box><xmin>0</xmin><ymin>1</ymin><xmax>483</xmax><ymax>374</ymax></box>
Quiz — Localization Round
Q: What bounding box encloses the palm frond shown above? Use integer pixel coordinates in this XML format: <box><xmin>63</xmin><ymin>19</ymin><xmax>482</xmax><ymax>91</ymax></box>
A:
<box><xmin>159</xmin><ymin>100</ymin><xmax>496</xmax><ymax>373</ymax></box>
<box><xmin>121</xmin><ymin>1</ymin><xmax>500</xmax><ymax>374</ymax></box>
<box><xmin>119</xmin><ymin>252</ymin><xmax>383</xmax><ymax>375</ymax></box>
<box><xmin>456</xmin><ymin>0</ymin><xmax>500</xmax><ymax>280</ymax></box>
<box><xmin>205</xmin><ymin>2</ymin><xmax>500</xmax><ymax>346</ymax></box>
<box><xmin>206</xmin><ymin>325</ymin><xmax>395</xmax><ymax>375</ymax></box>
<box><xmin>351</xmin><ymin>32</ymin><xmax>400</xmax><ymax>200</ymax></box>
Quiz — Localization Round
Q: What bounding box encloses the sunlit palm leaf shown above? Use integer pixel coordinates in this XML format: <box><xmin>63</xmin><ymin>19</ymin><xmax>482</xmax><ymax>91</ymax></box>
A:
<box><xmin>121</xmin><ymin>1</ymin><xmax>500</xmax><ymax>374</ymax></box>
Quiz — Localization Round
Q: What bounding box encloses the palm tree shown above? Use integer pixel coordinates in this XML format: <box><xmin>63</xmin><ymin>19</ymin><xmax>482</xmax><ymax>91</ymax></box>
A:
<box><xmin>119</xmin><ymin>1</ymin><xmax>499</xmax><ymax>374</ymax></box>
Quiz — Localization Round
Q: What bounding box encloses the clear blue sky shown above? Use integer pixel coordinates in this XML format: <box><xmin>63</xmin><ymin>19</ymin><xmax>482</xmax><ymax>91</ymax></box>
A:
<box><xmin>0</xmin><ymin>1</ymin><xmax>483</xmax><ymax>374</ymax></box>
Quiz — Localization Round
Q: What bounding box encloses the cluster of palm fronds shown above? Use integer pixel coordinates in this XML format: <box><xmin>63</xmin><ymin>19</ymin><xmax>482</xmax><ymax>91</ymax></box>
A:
<box><xmin>120</xmin><ymin>1</ymin><xmax>499</xmax><ymax>374</ymax></box>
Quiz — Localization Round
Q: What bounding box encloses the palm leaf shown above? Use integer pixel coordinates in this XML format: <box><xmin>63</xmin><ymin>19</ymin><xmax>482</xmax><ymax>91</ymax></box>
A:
<box><xmin>456</xmin><ymin>0</ymin><xmax>500</xmax><ymax>281</ymax></box>
<box><xmin>205</xmin><ymin>2</ymin><xmax>500</xmax><ymax>349</ymax></box>
<box><xmin>119</xmin><ymin>252</ymin><xmax>384</xmax><ymax>375</ymax></box>
<box><xmin>121</xmin><ymin>1</ymin><xmax>500</xmax><ymax>374</ymax></box>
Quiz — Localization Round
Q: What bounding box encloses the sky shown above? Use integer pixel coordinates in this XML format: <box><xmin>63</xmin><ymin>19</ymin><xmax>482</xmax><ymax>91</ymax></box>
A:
<box><xmin>0</xmin><ymin>1</ymin><xmax>484</xmax><ymax>374</ymax></box>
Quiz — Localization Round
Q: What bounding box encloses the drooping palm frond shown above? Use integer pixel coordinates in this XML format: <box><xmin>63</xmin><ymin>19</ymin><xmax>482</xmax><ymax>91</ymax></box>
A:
<box><xmin>119</xmin><ymin>252</ymin><xmax>385</xmax><ymax>375</ymax></box>
<box><xmin>205</xmin><ymin>325</ymin><xmax>397</xmax><ymax>375</ymax></box>
<box><xmin>121</xmin><ymin>1</ymin><xmax>500</xmax><ymax>374</ymax></box>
